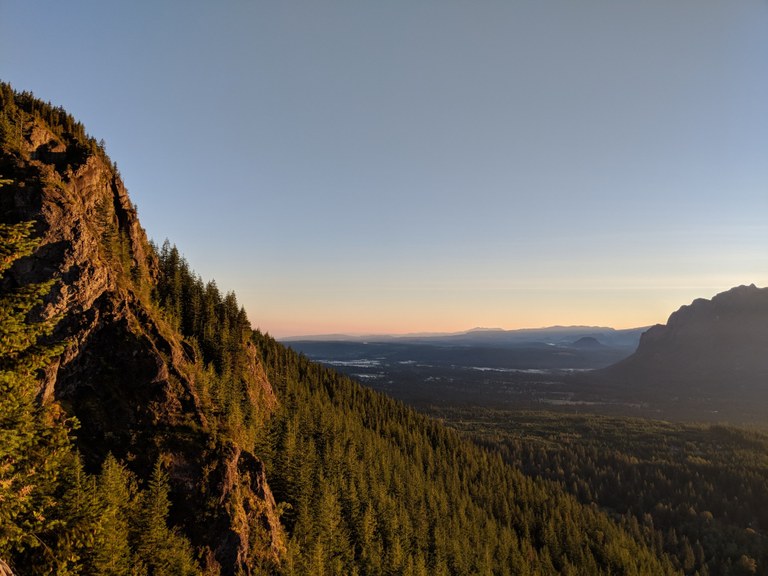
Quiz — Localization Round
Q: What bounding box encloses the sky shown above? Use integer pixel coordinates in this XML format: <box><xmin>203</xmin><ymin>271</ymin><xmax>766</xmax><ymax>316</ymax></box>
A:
<box><xmin>2</xmin><ymin>1</ymin><xmax>767</xmax><ymax>337</ymax></box>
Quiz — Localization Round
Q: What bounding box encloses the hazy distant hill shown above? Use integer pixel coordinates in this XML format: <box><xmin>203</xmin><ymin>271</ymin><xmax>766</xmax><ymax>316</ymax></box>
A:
<box><xmin>283</xmin><ymin>326</ymin><xmax>646</xmax><ymax>398</ymax></box>
<box><xmin>571</xmin><ymin>336</ymin><xmax>604</xmax><ymax>349</ymax></box>
<box><xmin>595</xmin><ymin>284</ymin><xmax>768</xmax><ymax>420</ymax></box>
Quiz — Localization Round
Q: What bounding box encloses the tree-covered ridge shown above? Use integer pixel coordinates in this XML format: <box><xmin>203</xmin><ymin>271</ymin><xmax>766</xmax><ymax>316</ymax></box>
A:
<box><xmin>1</xmin><ymin>80</ymin><xmax>154</xmax><ymax>306</ymax></box>
<box><xmin>151</xmin><ymin>239</ymin><xmax>273</xmax><ymax>454</ymax></box>
<box><xmin>432</xmin><ymin>408</ymin><xmax>768</xmax><ymax>576</ymax></box>
<box><xmin>1</xmin><ymin>81</ymin><xmax>269</xmax><ymax>450</ymax></box>
<box><xmin>154</xmin><ymin>240</ymin><xmax>251</xmax><ymax>379</ymax></box>
<box><xmin>254</xmin><ymin>332</ymin><xmax>679</xmax><ymax>575</ymax></box>
<box><xmin>0</xmin><ymin>81</ymin><xmax>106</xmax><ymax>167</ymax></box>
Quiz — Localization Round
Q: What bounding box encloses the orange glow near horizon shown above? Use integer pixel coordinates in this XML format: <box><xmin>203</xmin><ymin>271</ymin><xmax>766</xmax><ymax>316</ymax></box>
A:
<box><xmin>250</xmin><ymin>284</ymin><xmax>734</xmax><ymax>339</ymax></box>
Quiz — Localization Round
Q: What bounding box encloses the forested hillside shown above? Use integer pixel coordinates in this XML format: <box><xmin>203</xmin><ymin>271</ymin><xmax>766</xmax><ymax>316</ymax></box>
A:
<box><xmin>253</xmin><ymin>333</ymin><xmax>679</xmax><ymax>575</ymax></box>
<box><xmin>432</xmin><ymin>408</ymin><xmax>768</xmax><ymax>576</ymax></box>
<box><xmin>0</xmin><ymin>185</ymin><xmax>202</xmax><ymax>574</ymax></box>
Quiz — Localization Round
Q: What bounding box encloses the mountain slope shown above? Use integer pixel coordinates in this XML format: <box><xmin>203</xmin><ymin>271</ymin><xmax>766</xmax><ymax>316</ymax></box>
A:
<box><xmin>255</xmin><ymin>333</ymin><xmax>679</xmax><ymax>575</ymax></box>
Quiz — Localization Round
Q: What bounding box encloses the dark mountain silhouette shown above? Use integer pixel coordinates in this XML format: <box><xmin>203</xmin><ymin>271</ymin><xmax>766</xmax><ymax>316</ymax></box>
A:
<box><xmin>570</xmin><ymin>336</ymin><xmax>604</xmax><ymax>349</ymax></box>
<box><xmin>595</xmin><ymin>284</ymin><xmax>768</xmax><ymax>420</ymax></box>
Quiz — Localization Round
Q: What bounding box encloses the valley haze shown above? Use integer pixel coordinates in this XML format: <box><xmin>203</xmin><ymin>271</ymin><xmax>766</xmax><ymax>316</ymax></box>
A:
<box><xmin>280</xmin><ymin>325</ymin><xmax>649</xmax><ymax>345</ymax></box>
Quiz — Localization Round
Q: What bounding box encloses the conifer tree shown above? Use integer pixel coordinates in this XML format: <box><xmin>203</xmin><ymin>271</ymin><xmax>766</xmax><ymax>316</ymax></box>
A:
<box><xmin>93</xmin><ymin>454</ymin><xmax>140</xmax><ymax>576</ymax></box>
<box><xmin>136</xmin><ymin>461</ymin><xmax>199</xmax><ymax>576</ymax></box>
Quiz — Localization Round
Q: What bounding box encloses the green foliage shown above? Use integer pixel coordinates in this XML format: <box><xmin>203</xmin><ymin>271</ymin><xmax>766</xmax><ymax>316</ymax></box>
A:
<box><xmin>0</xmin><ymin>208</ymin><xmax>75</xmax><ymax>570</ymax></box>
<box><xmin>0</xmin><ymin>81</ymin><xmax>105</xmax><ymax>165</ymax></box>
<box><xmin>93</xmin><ymin>196</ymin><xmax>134</xmax><ymax>282</ymax></box>
<box><xmin>153</xmin><ymin>240</ymin><xmax>265</xmax><ymax>450</ymax></box>
<box><xmin>254</xmin><ymin>332</ymin><xmax>679</xmax><ymax>575</ymax></box>
<box><xmin>92</xmin><ymin>455</ymin><xmax>139</xmax><ymax>576</ymax></box>
<box><xmin>154</xmin><ymin>240</ymin><xmax>251</xmax><ymax>376</ymax></box>
<box><xmin>0</xmin><ymin>218</ymin><xmax>59</xmax><ymax>366</ymax></box>
<box><xmin>136</xmin><ymin>461</ymin><xmax>199</xmax><ymax>576</ymax></box>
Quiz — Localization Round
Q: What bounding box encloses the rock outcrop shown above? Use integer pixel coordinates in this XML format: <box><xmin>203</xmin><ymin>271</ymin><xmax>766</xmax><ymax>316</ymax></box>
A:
<box><xmin>0</xmin><ymin>118</ymin><xmax>284</xmax><ymax>574</ymax></box>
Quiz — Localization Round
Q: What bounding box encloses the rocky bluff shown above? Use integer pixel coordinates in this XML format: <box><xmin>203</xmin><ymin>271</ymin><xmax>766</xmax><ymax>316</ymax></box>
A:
<box><xmin>598</xmin><ymin>284</ymin><xmax>768</xmax><ymax>421</ymax></box>
<box><xmin>0</xmin><ymin>116</ymin><xmax>284</xmax><ymax>574</ymax></box>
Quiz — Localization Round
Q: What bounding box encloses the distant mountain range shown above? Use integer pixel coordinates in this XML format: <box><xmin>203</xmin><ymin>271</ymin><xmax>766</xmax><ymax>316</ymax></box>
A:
<box><xmin>287</xmin><ymin>285</ymin><xmax>768</xmax><ymax>424</ymax></box>
<box><xmin>283</xmin><ymin>325</ymin><xmax>648</xmax><ymax>350</ymax></box>
<box><xmin>284</xmin><ymin>325</ymin><xmax>649</xmax><ymax>382</ymax></box>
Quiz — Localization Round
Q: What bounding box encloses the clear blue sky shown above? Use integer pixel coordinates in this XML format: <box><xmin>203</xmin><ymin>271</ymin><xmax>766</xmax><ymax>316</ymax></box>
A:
<box><xmin>2</xmin><ymin>1</ymin><xmax>767</xmax><ymax>337</ymax></box>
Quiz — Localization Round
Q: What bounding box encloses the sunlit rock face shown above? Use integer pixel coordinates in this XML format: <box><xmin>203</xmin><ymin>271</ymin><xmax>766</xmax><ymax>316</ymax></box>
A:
<box><xmin>1</xmin><ymin>117</ymin><xmax>285</xmax><ymax>574</ymax></box>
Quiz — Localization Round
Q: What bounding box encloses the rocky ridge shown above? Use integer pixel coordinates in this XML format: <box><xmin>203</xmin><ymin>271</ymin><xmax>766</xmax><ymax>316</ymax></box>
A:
<box><xmin>1</xmin><ymin>114</ymin><xmax>284</xmax><ymax>574</ymax></box>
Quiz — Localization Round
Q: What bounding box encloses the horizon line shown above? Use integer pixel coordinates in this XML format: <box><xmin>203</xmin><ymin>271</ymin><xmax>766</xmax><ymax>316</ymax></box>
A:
<box><xmin>274</xmin><ymin>323</ymin><xmax>655</xmax><ymax>341</ymax></box>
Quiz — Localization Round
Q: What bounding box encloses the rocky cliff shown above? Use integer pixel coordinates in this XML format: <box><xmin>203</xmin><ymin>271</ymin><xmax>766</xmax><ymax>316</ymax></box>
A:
<box><xmin>0</xmin><ymin>106</ymin><xmax>284</xmax><ymax>574</ymax></box>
